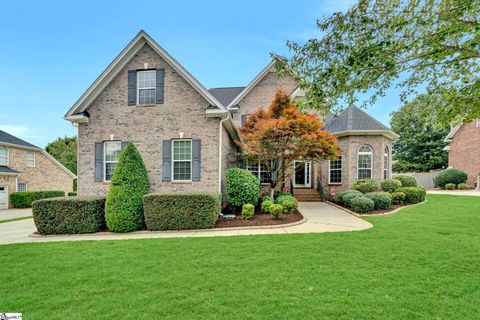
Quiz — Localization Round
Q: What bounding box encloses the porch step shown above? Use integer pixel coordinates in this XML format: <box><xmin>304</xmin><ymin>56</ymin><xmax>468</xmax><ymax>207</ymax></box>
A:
<box><xmin>293</xmin><ymin>189</ymin><xmax>323</xmax><ymax>202</ymax></box>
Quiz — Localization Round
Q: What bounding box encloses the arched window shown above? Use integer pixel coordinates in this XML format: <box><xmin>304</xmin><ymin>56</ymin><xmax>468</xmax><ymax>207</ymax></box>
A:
<box><xmin>384</xmin><ymin>146</ymin><xmax>389</xmax><ymax>179</ymax></box>
<box><xmin>357</xmin><ymin>145</ymin><xmax>373</xmax><ymax>179</ymax></box>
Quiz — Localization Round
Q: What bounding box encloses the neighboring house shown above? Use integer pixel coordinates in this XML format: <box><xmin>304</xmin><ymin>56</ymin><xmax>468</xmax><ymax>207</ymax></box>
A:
<box><xmin>444</xmin><ymin>119</ymin><xmax>480</xmax><ymax>185</ymax></box>
<box><xmin>65</xmin><ymin>30</ymin><xmax>397</xmax><ymax>201</ymax></box>
<box><xmin>0</xmin><ymin>130</ymin><xmax>76</xmax><ymax>209</ymax></box>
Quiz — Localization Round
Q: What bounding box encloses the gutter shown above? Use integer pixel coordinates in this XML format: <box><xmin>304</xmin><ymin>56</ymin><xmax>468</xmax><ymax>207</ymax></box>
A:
<box><xmin>218</xmin><ymin>113</ymin><xmax>230</xmax><ymax>193</ymax></box>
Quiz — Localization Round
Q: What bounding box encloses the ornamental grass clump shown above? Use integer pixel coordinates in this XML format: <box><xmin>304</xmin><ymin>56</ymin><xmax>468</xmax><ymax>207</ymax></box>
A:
<box><xmin>105</xmin><ymin>143</ymin><xmax>150</xmax><ymax>233</ymax></box>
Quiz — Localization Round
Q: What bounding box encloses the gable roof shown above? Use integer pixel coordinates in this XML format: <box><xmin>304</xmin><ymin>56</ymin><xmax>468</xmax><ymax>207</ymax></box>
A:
<box><xmin>65</xmin><ymin>30</ymin><xmax>225</xmax><ymax>121</ymax></box>
<box><xmin>444</xmin><ymin>125</ymin><xmax>461</xmax><ymax>142</ymax></box>
<box><xmin>0</xmin><ymin>166</ymin><xmax>20</xmax><ymax>175</ymax></box>
<box><xmin>226</xmin><ymin>61</ymin><xmax>275</xmax><ymax>109</ymax></box>
<box><xmin>209</xmin><ymin>87</ymin><xmax>245</xmax><ymax>107</ymax></box>
<box><xmin>0</xmin><ymin>130</ymin><xmax>39</xmax><ymax>149</ymax></box>
<box><xmin>324</xmin><ymin>105</ymin><xmax>399</xmax><ymax>139</ymax></box>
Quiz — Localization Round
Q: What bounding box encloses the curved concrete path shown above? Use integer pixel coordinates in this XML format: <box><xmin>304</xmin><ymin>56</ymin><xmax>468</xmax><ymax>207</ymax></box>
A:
<box><xmin>0</xmin><ymin>202</ymin><xmax>371</xmax><ymax>245</ymax></box>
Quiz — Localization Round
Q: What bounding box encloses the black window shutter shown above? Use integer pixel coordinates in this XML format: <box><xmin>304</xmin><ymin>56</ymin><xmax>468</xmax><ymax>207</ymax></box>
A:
<box><xmin>94</xmin><ymin>142</ymin><xmax>104</xmax><ymax>182</ymax></box>
<box><xmin>192</xmin><ymin>140</ymin><xmax>201</xmax><ymax>181</ymax></box>
<box><xmin>162</xmin><ymin>140</ymin><xmax>172</xmax><ymax>182</ymax></box>
<box><xmin>156</xmin><ymin>69</ymin><xmax>165</xmax><ymax>104</ymax></box>
<box><xmin>128</xmin><ymin>70</ymin><xmax>137</xmax><ymax>106</ymax></box>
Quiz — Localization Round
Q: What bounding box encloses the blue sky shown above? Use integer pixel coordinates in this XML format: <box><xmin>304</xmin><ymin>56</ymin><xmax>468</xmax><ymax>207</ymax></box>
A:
<box><xmin>0</xmin><ymin>0</ymin><xmax>402</xmax><ymax>147</ymax></box>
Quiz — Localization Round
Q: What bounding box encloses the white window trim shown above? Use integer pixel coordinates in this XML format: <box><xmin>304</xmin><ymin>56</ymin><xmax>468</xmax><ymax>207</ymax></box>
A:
<box><xmin>0</xmin><ymin>146</ymin><xmax>9</xmax><ymax>166</ymax></box>
<box><xmin>137</xmin><ymin>70</ymin><xmax>156</xmax><ymax>105</ymax></box>
<box><xmin>17</xmin><ymin>182</ymin><xmax>28</xmax><ymax>192</ymax></box>
<box><xmin>104</xmin><ymin>141</ymin><xmax>122</xmax><ymax>182</ymax></box>
<box><xmin>172</xmin><ymin>139</ymin><xmax>192</xmax><ymax>182</ymax></box>
<box><xmin>383</xmin><ymin>147</ymin><xmax>389</xmax><ymax>180</ymax></box>
<box><xmin>328</xmin><ymin>157</ymin><xmax>342</xmax><ymax>185</ymax></box>
<box><xmin>476</xmin><ymin>118</ymin><xmax>480</xmax><ymax>127</ymax></box>
<box><xmin>26</xmin><ymin>151</ymin><xmax>36</xmax><ymax>167</ymax></box>
<box><xmin>357</xmin><ymin>145</ymin><xmax>373</xmax><ymax>180</ymax></box>
<box><xmin>247</xmin><ymin>160</ymin><xmax>271</xmax><ymax>184</ymax></box>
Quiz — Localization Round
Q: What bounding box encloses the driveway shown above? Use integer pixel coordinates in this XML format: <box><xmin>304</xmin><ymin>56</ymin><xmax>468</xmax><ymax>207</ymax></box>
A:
<box><xmin>0</xmin><ymin>202</ymin><xmax>372</xmax><ymax>245</ymax></box>
<box><xmin>427</xmin><ymin>189</ymin><xmax>480</xmax><ymax>196</ymax></box>
<box><xmin>0</xmin><ymin>208</ymin><xmax>32</xmax><ymax>220</ymax></box>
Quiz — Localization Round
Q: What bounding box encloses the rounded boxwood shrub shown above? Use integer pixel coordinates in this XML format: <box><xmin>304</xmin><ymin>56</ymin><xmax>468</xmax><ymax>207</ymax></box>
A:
<box><xmin>343</xmin><ymin>192</ymin><xmax>363</xmax><ymax>207</ymax></box>
<box><xmin>144</xmin><ymin>192</ymin><xmax>221</xmax><ymax>230</ymax></box>
<box><xmin>349</xmin><ymin>196</ymin><xmax>375</xmax><ymax>213</ymax></box>
<box><xmin>365</xmin><ymin>192</ymin><xmax>392</xmax><ymax>210</ymax></box>
<box><xmin>380</xmin><ymin>179</ymin><xmax>402</xmax><ymax>193</ymax></box>
<box><xmin>32</xmin><ymin>196</ymin><xmax>106</xmax><ymax>235</ymax></box>
<box><xmin>226</xmin><ymin>168</ymin><xmax>260</xmax><ymax>209</ymax></box>
<box><xmin>281</xmin><ymin>199</ymin><xmax>298</xmax><ymax>213</ymax></box>
<box><xmin>434</xmin><ymin>168</ymin><xmax>468</xmax><ymax>189</ymax></box>
<box><xmin>397</xmin><ymin>187</ymin><xmax>426</xmax><ymax>204</ymax></box>
<box><xmin>261</xmin><ymin>198</ymin><xmax>274</xmax><ymax>213</ymax></box>
<box><xmin>391</xmin><ymin>192</ymin><xmax>406</xmax><ymax>205</ymax></box>
<box><xmin>242</xmin><ymin>203</ymin><xmax>255</xmax><ymax>219</ymax></box>
<box><xmin>352</xmin><ymin>179</ymin><xmax>380</xmax><ymax>194</ymax></box>
<box><xmin>457</xmin><ymin>183</ymin><xmax>468</xmax><ymax>190</ymax></box>
<box><xmin>393</xmin><ymin>175</ymin><xmax>418</xmax><ymax>187</ymax></box>
<box><xmin>10</xmin><ymin>190</ymin><xmax>65</xmax><ymax>208</ymax></box>
<box><xmin>445</xmin><ymin>183</ymin><xmax>456</xmax><ymax>190</ymax></box>
<box><xmin>338</xmin><ymin>190</ymin><xmax>363</xmax><ymax>204</ymax></box>
<box><xmin>269</xmin><ymin>204</ymin><xmax>283</xmax><ymax>220</ymax></box>
<box><xmin>105</xmin><ymin>143</ymin><xmax>150</xmax><ymax>233</ymax></box>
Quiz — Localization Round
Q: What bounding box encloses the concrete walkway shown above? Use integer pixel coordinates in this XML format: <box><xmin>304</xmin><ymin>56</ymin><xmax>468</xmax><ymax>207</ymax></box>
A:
<box><xmin>0</xmin><ymin>202</ymin><xmax>372</xmax><ymax>245</ymax></box>
<box><xmin>427</xmin><ymin>189</ymin><xmax>480</xmax><ymax>196</ymax></box>
<box><xmin>0</xmin><ymin>208</ymin><xmax>32</xmax><ymax>220</ymax></box>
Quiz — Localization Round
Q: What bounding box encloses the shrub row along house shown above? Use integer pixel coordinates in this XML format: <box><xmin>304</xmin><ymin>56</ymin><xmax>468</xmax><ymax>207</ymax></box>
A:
<box><xmin>0</xmin><ymin>130</ymin><xmax>75</xmax><ymax>209</ymax></box>
<box><xmin>64</xmin><ymin>30</ymin><xmax>398</xmax><ymax>200</ymax></box>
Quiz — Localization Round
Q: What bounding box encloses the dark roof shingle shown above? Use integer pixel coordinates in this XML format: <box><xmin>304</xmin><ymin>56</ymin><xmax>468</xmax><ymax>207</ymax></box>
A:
<box><xmin>208</xmin><ymin>87</ymin><xmax>245</xmax><ymax>107</ymax></box>
<box><xmin>324</xmin><ymin>105</ymin><xmax>390</xmax><ymax>133</ymax></box>
<box><xmin>0</xmin><ymin>166</ymin><xmax>20</xmax><ymax>175</ymax></box>
<box><xmin>0</xmin><ymin>130</ymin><xmax>39</xmax><ymax>149</ymax></box>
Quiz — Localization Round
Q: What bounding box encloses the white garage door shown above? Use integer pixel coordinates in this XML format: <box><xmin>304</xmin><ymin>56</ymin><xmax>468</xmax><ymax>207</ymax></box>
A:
<box><xmin>0</xmin><ymin>186</ymin><xmax>7</xmax><ymax>209</ymax></box>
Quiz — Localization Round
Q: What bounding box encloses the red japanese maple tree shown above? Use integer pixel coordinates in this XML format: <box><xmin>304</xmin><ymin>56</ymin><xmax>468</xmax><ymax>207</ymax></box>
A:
<box><xmin>239</xmin><ymin>89</ymin><xmax>341</xmax><ymax>197</ymax></box>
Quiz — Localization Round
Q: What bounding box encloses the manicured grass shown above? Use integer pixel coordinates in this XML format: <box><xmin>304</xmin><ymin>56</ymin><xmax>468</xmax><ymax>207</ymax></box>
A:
<box><xmin>0</xmin><ymin>216</ymin><xmax>32</xmax><ymax>224</ymax></box>
<box><xmin>1</xmin><ymin>195</ymin><xmax>479</xmax><ymax>319</ymax></box>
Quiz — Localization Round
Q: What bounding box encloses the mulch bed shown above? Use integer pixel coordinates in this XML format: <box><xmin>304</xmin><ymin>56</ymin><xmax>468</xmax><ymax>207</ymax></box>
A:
<box><xmin>330</xmin><ymin>200</ymin><xmax>408</xmax><ymax>216</ymax></box>
<box><xmin>215</xmin><ymin>210</ymin><xmax>303</xmax><ymax>228</ymax></box>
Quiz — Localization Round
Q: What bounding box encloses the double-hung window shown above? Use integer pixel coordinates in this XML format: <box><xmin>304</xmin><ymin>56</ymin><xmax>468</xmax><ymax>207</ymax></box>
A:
<box><xmin>0</xmin><ymin>147</ymin><xmax>8</xmax><ymax>165</ymax></box>
<box><xmin>104</xmin><ymin>141</ymin><xmax>122</xmax><ymax>181</ymax></box>
<box><xmin>26</xmin><ymin>151</ymin><xmax>35</xmax><ymax>167</ymax></box>
<box><xmin>357</xmin><ymin>145</ymin><xmax>373</xmax><ymax>179</ymax></box>
<box><xmin>137</xmin><ymin>70</ymin><xmax>156</xmax><ymax>104</ymax></box>
<box><xmin>329</xmin><ymin>157</ymin><xmax>342</xmax><ymax>184</ymax></box>
<box><xmin>172</xmin><ymin>140</ymin><xmax>192</xmax><ymax>181</ymax></box>
<box><xmin>17</xmin><ymin>182</ymin><xmax>28</xmax><ymax>192</ymax></box>
<box><xmin>383</xmin><ymin>147</ymin><xmax>389</xmax><ymax>179</ymax></box>
<box><xmin>247</xmin><ymin>161</ymin><xmax>271</xmax><ymax>184</ymax></box>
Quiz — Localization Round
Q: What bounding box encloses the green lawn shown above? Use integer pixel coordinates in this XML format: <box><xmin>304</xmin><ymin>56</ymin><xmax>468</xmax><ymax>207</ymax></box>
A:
<box><xmin>1</xmin><ymin>195</ymin><xmax>479</xmax><ymax>319</ymax></box>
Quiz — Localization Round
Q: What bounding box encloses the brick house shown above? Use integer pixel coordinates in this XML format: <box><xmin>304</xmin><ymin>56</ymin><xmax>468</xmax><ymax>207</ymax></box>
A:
<box><xmin>444</xmin><ymin>119</ymin><xmax>480</xmax><ymax>185</ymax></box>
<box><xmin>0</xmin><ymin>130</ymin><xmax>76</xmax><ymax>209</ymax></box>
<box><xmin>65</xmin><ymin>30</ymin><xmax>397</xmax><ymax>200</ymax></box>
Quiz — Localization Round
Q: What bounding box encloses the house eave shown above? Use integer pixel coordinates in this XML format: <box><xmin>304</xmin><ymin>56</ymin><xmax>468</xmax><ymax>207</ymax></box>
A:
<box><xmin>333</xmin><ymin>130</ymin><xmax>399</xmax><ymax>140</ymax></box>
<box><xmin>0</xmin><ymin>142</ymin><xmax>41</xmax><ymax>152</ymax></box>
<box><xmin>64</xmin><ymin>114</ymin><xmax>90</xmax><ymax>124</ymax></box>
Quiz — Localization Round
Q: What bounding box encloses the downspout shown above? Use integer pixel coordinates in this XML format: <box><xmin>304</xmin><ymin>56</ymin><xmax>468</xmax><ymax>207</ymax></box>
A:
<box><xmin>218</xmin><ymin>113</ymin><xmax>230</xmax><ymax>193</ymax></box>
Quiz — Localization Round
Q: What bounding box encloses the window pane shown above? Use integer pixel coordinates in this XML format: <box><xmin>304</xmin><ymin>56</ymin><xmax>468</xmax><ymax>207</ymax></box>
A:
<box><xmin>138</xmin><ymin>70</ymin><xmax>156</xmax><ymax>88</ymax></box>
<box><xmin>0</xmin><ymin>147</ymin><xmax>7</xmax><ymax>165</ymax></box>
<box><xmin>358</xmin><ymin>155</ymin><xmax>372</xmax><ymax>169</ymax></box>
<box><xmin>17</xmin><ymin>182</ymin><xmax>28</xmax><ymax>192</ymax></box>
<box><xmin>105</xmin><ymin>162</ymin><xmax>117</xmax><ymax>181</ymax></box>
<box><xmin>105</xmin><ymin>142</ymin><xmax>122</xmax><ymax>162</ymax></box>
<box><xmin>138</xmin><ymin>88</ymin><xmax>156</xmax><ymax>104</ymax></box>
<box><xmin>173</xmin><ymin>140</ymin><xmax>192</xmax><ymax>161</ymax></box>
<box><xmin>330</xmin><ymin>157</ymin><xmax>342</xmax><ymax>183</ymax></box>
<box><xmin>358</xmin><ymin>169</ymin><xmax>372</xmax><ymax>180</ymax></box>
<box><xmin>173</xmin><ymin>161</ymin><xmax>191</xmax><ymax>180</ymax></box>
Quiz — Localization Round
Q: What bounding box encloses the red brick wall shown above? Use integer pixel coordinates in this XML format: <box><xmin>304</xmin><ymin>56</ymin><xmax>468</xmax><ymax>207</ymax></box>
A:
<box><xmin>448</xmin><ymin>120</ymin><xmax>480</xmax><ymax>185</ymax></box>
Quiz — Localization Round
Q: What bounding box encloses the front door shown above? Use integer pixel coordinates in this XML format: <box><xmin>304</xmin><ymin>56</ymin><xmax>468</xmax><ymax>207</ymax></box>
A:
<box><xmin>0</xmin><ymin>186</ymin><xmax>8</xmax><ymax>209</ymax></box>
<box><xmin>294</xmin><ymin>161</ymin><xmax>312</xmax><ymax>188</ymax></box>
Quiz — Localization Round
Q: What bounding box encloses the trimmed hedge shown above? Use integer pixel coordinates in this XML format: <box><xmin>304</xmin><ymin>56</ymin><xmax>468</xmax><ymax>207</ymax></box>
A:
<box><xmin>349</xmin><ymin>196</ymin><xmax>375</xmax><ymax>213</ymax></box>
<box><xmin>434</xmin><ymin>168</ymin><xmax>468</xmax><ymax>189</ymax></box>
<box><xmin>393</xmin><ymin>175</ymin><xmax>418</xmax><ymax>187</ymax></box>
<box><xmin>105</xmin><ymin>143</ymin><xmax>150</xmax><ymax>233</ymax></box>
<box><xmin>242</xmin><ymin>204</ymin><xmax>255</xmax><ymax>219</ymax></box>
<box><xmin>391</xmin><ymin>192</ymin><xmax>406</xmax><ymax>205</ymax></box>
<box><xmin>445</xmin><ymin>183</ymin><xmax>456</xmax><ymax>190</ymax></box>
<box><xmin>343</xmin><ymin>192</ymin><xmax>363</xmax><ymax>207</ymax></box>
<box><xmin>337</xmin><ymin>190</ymin><xmax>362</xmax><ymax>203</ymax></box>
<box><xmin>352</xmin><ymin>179</ymin><xmax>380</xmax><ymax>194</ymax></box>
<box><xmin>269</xmin><ymin>204</ymin><xmax>283</xmax><ymax>220</ymax></box>
<box><xmin>144</xmin><ymin>192</ymin><xmax>221</xmax><ymax>230</ymax></box>
<box><xmin>32</xmin><ymin>196</ymin><xmax>105</xmax><ymax>235</ymax></box>
<box><xmin>365</xmin><ymin>192</ymin><xmax>392</xmax><ymax>210</ymax></box>
<box><xmin>381</xmin><ymin>179</ymin><xmax>402</xmax><ymax>193</ymax></box>
<box><xmin>226</xmin><ymin>168</ymin><xmax>260</xmax><ymax>208</ymax></box>
<box><xmin>397</xmin><ymin>187</ymin><xmax>426</xmax><ymax>204</ymax></box>
<box><xmin>10</xmin><ymin>191</ymin><xmax>65</xmax><ymax>208</ymax></box>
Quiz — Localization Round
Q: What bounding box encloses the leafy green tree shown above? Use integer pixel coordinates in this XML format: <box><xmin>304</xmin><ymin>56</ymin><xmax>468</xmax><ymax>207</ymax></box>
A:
<box><xmin>390</xmin><ymin>94</ymin><xmax>449</xmax><ymax>173</ymax></box>
<box><xmin>274</xmin><ymin>0</ymin><xmax>480</xmax><ymax>126</ymax></box>
<box><xmin>105</xmin><ymin>143</ymin><xmax>150</xmax><ymax>232</ymax></box>
<box><xmin>46</xmin><ymin>136</ymin><xmax>77</xmax><ymax>174</ymax></box>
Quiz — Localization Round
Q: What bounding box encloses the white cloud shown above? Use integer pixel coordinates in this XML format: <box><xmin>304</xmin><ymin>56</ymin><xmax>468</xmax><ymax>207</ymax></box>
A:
<box><xmin>0</xmin><ymin>124</ymin><xmax>46</xmax><ymax>142</ymax></box>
